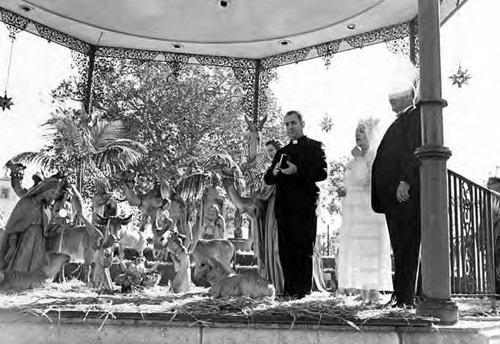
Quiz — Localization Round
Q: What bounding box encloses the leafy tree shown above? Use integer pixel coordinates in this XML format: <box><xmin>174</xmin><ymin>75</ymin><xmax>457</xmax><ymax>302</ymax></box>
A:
<box><xmin>10</xmin><ymin>108</ymin><xmax>147</xmax><ymax>196</ymax></box>
<box><xmin>317</xmin><ymin>158</ymin><xmax>347</xmax><ymax>256</ymax></box>
<box><xmin>321</xmin><ymin>158</ymin><xmax>348</xmax><ymax>216</ymax></box>
<box><xmin>51</xmin><ymin>55</ymin><xmax>285</xmax><ymax>237</ymax></box>
<box><xmin>317</xmin><ymin>116</ymin><xmax>347</xmax><ymax>218</ymax></box>
<box><xmin>52</xmin><ymin>57</ymin><xmax>283</xmax><ymax>191</ymax></box>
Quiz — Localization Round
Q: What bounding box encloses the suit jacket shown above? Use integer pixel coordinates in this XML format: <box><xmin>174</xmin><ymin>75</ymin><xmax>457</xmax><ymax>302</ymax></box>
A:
<box><xmin>264</xmin><ymin>136</ymin><xmax>327</xmax><ymax>215</ymax></box>
<box><xmin>371</xmin><ymin>105</ymin><xmax>422</xmax><ymax>214</ymax></box>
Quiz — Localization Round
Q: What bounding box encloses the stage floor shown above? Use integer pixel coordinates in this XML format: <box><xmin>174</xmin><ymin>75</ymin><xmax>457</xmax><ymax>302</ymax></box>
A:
<box><xmin>0</xmin><ymin>281</ymin><xmax>498</xmax><ymax>344</ymax></box>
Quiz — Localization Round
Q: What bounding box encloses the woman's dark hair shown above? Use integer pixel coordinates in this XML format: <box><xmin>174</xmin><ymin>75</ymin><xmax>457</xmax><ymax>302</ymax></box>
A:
<box><xmin>265</xmin><ymin>139</ymin><xmax>281</xmax><ymax>150</ymax></box>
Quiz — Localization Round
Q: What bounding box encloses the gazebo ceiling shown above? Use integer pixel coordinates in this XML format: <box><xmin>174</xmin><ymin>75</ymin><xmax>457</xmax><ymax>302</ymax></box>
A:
<box><xmin>0</xmin><ymin>0</ymin><xmax>467</xmax><ymax>62</ymax></box>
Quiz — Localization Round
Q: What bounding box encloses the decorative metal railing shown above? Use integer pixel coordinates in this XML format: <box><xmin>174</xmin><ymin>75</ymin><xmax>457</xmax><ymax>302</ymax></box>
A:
<box><xmin>448</xmin><ymin>170</ymin><xmax>498</xmax><ymax>298</ymax></box>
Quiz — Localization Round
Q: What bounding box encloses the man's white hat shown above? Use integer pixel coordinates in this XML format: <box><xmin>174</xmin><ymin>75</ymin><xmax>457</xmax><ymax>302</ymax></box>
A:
<box><xmin>387</xmin><ymin>62</ymin><xmax>418</xmax><ymax>98</ymax></box>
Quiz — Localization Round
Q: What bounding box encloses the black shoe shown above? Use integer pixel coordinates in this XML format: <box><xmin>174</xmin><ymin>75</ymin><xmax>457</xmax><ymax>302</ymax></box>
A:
<box><xmin>384</xmin><ymin>294</ymin><xmax>398</xmax><ymax>308</ymax></box>
<box><xmin>279</xmin><ymin>292</ymin><xmax>306</xmax><ymax>301</ymax></box>
<box><xmin>385</xmin><ymin>294</ymin><xmax>414</xmax><ymax>309</ymax></box>
<box><xmin>392</xmin><ymin>302</ymin><xmax>414</xmax><ymax>309</ymax></box>
<box><xmin>278</xmin><ymin>293</ymin><xmax>295</xmax><ymax>301</ymax></box>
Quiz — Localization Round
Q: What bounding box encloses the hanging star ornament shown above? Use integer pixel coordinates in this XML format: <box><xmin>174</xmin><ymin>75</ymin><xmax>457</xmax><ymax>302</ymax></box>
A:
<box><xmin>449</xmin><ymin>65</ymin><xmax>471</xmax><ymax>88</ymax></box>
<box><xmin>0</xmin><ymin>93</ymin><xmax>14</xmax><ymax>111</ymax></box>
<box><xmin>320</xmin><ymin>114</ymin><xmax>334</xmax><ymax>133</ymax></box>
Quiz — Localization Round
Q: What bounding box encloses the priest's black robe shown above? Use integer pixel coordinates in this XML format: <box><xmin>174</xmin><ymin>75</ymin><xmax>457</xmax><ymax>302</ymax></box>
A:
<box><xmin>264</xmin><ymin>135</ymin><xmax>327</xmax><ymax>298</ymax></box>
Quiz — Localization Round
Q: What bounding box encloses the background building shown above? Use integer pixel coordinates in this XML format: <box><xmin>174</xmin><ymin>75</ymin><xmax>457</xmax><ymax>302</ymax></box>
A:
<box><xmin>0</xmin><ymin>177</ymin><xmax>17</xmax><ymax>229</ymax></box>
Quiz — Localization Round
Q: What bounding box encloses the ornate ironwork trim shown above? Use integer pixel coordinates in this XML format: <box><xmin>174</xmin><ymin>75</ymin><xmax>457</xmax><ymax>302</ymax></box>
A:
<box><xmin>0</xmin><ymin>8</ymin><xmax>28</xmax><ymax>33</ymax></box>
<box><xmin>96</xmin><ymin>47</ymin><xmax>257</xmax><ymax>69</ymax></box>
<box><xmin>447</xmin><ymin>169</ymin><xmax>496</xmax><ymax>297</ymax></box>
<box><xmin>232</xmin><ymin>64</ymin><xmax>277</xmax><ymax>122</ymax></box>
<box><xmin>345</xmin><ymin>30</ymin><xmax>381</xmax><ymax>48</ymax></box>
<box><xmin>256</xmin><ymin>67</ymin><xmax>277</xmax><ymax>118</ymax></box>
<box><xmin>34</xmin><ymin>23</ymin><xmax>91</xmax><ymax>54</ymax></box>
<box><xmin>410</xmin><ymin>19</ymin><xmax>420</xmax><ymax>68</ymax></box>
<box><xmin>262</xmin><ymin>22</ymin><xmax>409</xmax><ymax>69</ymax></box>
<box><xmin>161</xmin><ymin>52</ymin><xmax>190</xmax><ymax>77</ymax></box>
<box><xmin>261</xmin><ymin>46</ymin><xmax>313</xmax><ymax>69</ymax></box>
<box><xmin>1</xmin><ymin>8</ymin><xmax>28</xmax><ymax>39</ymax></box>
<box><xmin>315</xmin><ymin>41</ymin><xmax>340</xmax><ymax>69</ymax></box>
<box><xmin>194</xmin><ymin>55</ymin><xmax>256</xmax><ymax>69</ymax></box>
<box><xmin>232</xmin><ymin>66</ymin><xmax>256</xmax><ymax>120</ymax></box>
<box><xmin>386</xmin><ymin>37</ymin><xmax>410</xmax><ymax>57</ymax></box>
<box><xmin>384</xmin><ymin>19</ymin><xmax>419</xmax><ymax>68</ymax></box>
<box><xmin>0</xmin><ymin>7</ymin><xmax>91</xmax><ymax>54</ymax></box>
<box><xmin>350</xmin><ymin>22</ymin><xmax>409</xmax><ymax>49</ymax></box>
<box><xmin>378</xmin><ymin>22</ymin><xmax>410</xmax><ymax>42</ymax></box>
<box><xmin>96</xmin><ymin>47</ymin><xmax>161</xmax><ymax>61</ymax></box>
<box><xmin>0</xmin><ymin>6</ymin><xmax>412</xmax><ymax>70</ymax></box>
<box><xmin>162</xmin><ymin>52</ymin><xmax>190</xmax><ymax>65</ymax></box>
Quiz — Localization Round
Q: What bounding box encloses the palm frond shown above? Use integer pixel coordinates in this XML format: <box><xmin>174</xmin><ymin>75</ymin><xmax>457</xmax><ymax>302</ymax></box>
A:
<box><xmin>96</xmin><ymin>145</ymin><xmax>145</xmax><ymax>170</ymax></box>
<box><xmin>202</xmin><ymin>152</ymin><xmax>246</xmax><ymax>191</ymax></box>
<box><xmin>91</xmin><ymin>121</ymin><xmax>126</xmax><ymax>151</ymax></box>
<box><xmin>43</xmin><ymin>116</ymin><xmax>90</xmax><ymax>155</ymax></box>
<box><xmin>80</xmin><ymin>130</ymin><xmax>96</xmax><ymax>155</ymax></box>
<box><xmin>9</xmin><ymin>151</ymin><xmax>56</xmax><ymax>171</ymax></box>
<box><xmin>175</xmin><ymin>172</ymin><xmax>212</xmax><ymax>201</ymax></box>
<box><xmin>84</xmin><ymin>159</ymin><xmax>108</xmax><ymax>182</ymax></box>
<box><xmin>243</xmin><ymin>157</ymin><xmax>267</xmax><ymax>180</ymax></box>
<box><xmin>110</xmin><ymin>139</ymin><xmax>148</xmax><ymax>155</ymax></box>
<box><xmin>202</xmin><ymin>152</ymin><xmax>240</xmax><ymax>174</ymax></box>
<box><xmin>242</xmin><ymin>153</ymin><xmax>268</xmax><ymax>193</ymax></box>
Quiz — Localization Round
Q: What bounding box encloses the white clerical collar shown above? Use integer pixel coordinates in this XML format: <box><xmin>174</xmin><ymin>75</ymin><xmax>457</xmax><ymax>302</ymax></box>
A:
<box><xmin>292</xmin><ymin>136</ymin><xmax>305</xmax><ymax>145</ymax></box>
<box><xmin>398</xmin><ymin>104</ymin><xmax>415</xmax><ymax>116</ymax></box>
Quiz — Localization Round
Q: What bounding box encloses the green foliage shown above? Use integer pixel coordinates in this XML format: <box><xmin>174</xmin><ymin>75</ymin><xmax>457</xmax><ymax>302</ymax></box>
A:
<box><xmin>52</xmin><ymin>57</ymin><xmax>283</xmax><ymax>196</ymax></box>
<box><xmin>316</xmin><ymin>158</ymin><xmax>347</xmax><ymax>256</ymax></box>
<box><xmin>320</xmin><ymin>157</ymin><xmax>348</xmax><ymax>216</ymax></box>
<box><xmin>10</xmin><ymin>107</ymin><xmax>147</xmax><ymax>196</ymax></box>
<box><xmin>317</xmin><ymin>230</ymin><xmax>339</xmax><ymax>256</ymax></box>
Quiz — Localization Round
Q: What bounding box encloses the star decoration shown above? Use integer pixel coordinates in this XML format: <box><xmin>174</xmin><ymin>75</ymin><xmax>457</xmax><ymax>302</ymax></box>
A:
<box><xmin>449</xmin><ymin>65</ymin><xmax>471</xmax><ymax>88</ymax></box>
<box><xmin>320</xmin><ymin>114</ymin><xmax>334</xmax><ymax>133</ymax></box>
<box><xmin>0</xmin><ymin>93</ymin><xmax>14</xmax><ymax>111</ymax></box>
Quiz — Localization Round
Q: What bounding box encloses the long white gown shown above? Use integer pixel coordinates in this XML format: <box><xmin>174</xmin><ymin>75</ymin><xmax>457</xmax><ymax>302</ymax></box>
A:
<box><xmin>337</xmin><ymin>150</ymin><xmax>393</xmax><ymax>291</ymax></box>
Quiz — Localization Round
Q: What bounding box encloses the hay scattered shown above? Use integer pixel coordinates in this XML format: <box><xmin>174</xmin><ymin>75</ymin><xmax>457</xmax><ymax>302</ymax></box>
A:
<box><xmin>1</xmin><ymin>281</ymin><xmax>493</xmax><ymax>326</ymax></box>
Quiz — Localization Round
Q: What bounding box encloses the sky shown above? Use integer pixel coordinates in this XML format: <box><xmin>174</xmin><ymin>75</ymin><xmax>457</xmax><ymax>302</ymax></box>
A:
<box><xmin>273</xmin><ymin>0</ymin><xmax>500</xmax><ymax>185</ymax></box>
<box><xmin>0</xmin><ymin>0</ymin><xmax>499</xmax><ymax>187</ymax></box>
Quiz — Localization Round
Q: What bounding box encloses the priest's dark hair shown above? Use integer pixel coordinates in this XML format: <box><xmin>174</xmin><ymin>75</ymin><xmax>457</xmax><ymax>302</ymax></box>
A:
<box><xmin>285</xmin><ymin>110</ymin><xmax>303</xmax><ymax>122</ymax></box>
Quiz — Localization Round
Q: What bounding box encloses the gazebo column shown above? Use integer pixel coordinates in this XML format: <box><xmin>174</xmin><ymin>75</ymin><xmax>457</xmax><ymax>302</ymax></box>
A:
<box><xmin>415</xmin><ymin>0</ymin><xmax>458</xmax><ymax>324</ymax></box>
<box><xmin>76</xmin><ymin>45</ymin><xmax>96</xmax><ymax>193</ymax></box>
<box><xmin>252</xmin><ymin>60</ymin><xmax>262</xmax><ymax>123</ymax></box>
<box><xmin>83</xmin><ymin>45</ymin><xmax>97</xmax><ymax>114</ymax></box>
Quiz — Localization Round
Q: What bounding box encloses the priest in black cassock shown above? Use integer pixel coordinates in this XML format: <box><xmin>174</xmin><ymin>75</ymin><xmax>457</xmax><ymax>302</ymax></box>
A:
<box><xmin>371</xmin><ymin>86</ymin><xmax>422</xmax><ymax>307</ymax></box>
<box><xmin>264</xmin><ymin>110</ymin><xmax>327</xmax><ymax>299</ymax></box>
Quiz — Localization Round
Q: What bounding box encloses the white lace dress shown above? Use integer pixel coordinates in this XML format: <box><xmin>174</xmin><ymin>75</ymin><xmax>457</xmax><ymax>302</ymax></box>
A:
<box><xmin>337</xmin><ymin>151</ymin><xmax>393</xmax><ymax>291</ymax></box>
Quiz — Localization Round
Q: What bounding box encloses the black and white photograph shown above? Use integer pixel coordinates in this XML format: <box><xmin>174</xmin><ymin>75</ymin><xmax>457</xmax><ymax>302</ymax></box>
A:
<box><xmin>0</xmin><ymin>0</ymin><xmax>498</xmax><ymax>343</ymax></box>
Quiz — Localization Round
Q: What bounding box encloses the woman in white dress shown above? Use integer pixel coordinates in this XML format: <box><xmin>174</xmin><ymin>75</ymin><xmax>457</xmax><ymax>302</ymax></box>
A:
<box><xmin>337</xmin><ymin>118</ymin><xmax>393</xmax><ymax>302</ymax></box>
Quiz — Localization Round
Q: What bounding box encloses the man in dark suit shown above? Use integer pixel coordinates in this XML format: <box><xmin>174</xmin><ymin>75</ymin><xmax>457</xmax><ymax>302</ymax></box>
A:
<box><xmin>371</xmin><ymin>87</ymin><xmax>422</xmax><ymax>307</ymax></box>
<box><xmin>264</xmin><ymin>110</ymin><xmax>327</xmax><ymax>298</ymax></box>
